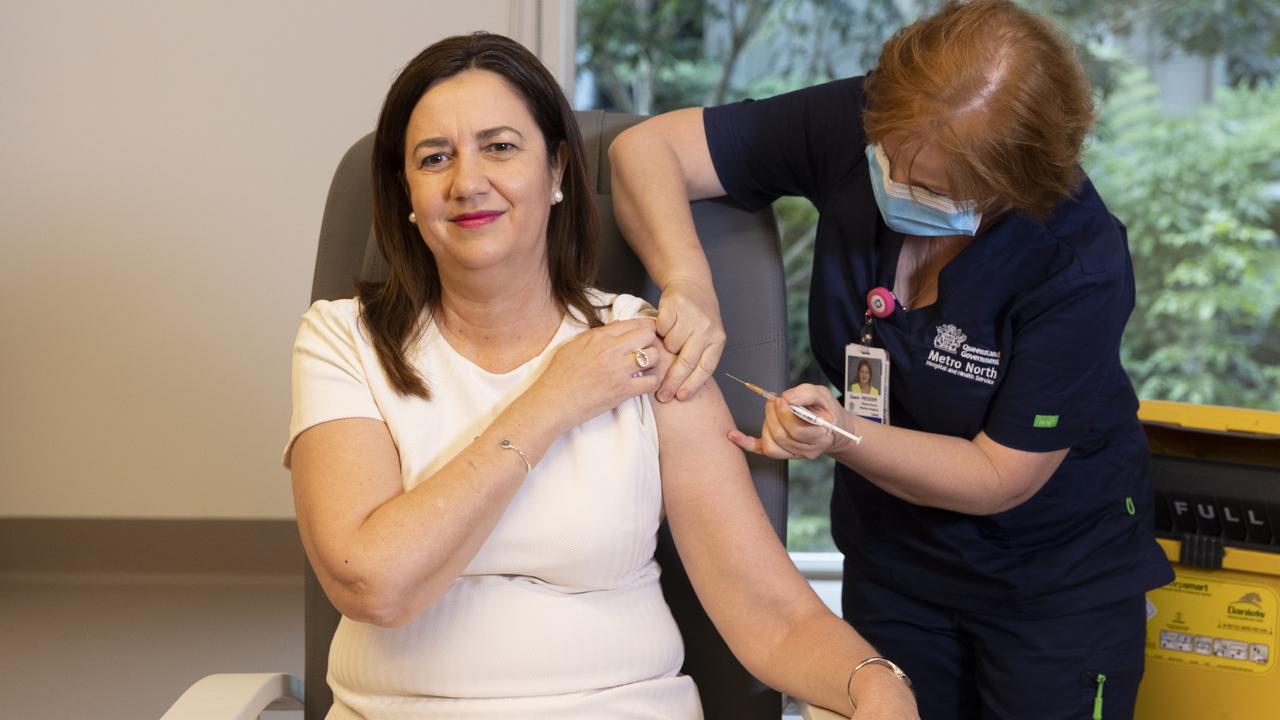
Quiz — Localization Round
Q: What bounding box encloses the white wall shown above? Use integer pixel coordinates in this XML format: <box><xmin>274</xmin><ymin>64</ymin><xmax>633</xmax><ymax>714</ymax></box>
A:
<box><xmin>1</xmin><ymin>0</ymin><xmax>572</xmax><ymax>519</ymax></box>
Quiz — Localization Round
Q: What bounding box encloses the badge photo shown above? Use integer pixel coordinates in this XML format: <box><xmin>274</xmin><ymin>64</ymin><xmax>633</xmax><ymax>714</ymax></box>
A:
<box><xmin>845</xmin><ymin>344</ymin><xmax>889</xmax><ymax>425</ymax></box>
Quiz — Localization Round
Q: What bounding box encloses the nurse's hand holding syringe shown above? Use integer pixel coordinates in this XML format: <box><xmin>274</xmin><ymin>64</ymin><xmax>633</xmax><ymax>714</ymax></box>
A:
<box><xmin>724</xmin><ymin>373</ymin><xmax>862</xmax><ymax>447</ymax></box>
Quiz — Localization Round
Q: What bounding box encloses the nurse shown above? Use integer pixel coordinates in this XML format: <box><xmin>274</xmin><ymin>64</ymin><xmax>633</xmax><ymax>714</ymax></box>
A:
<box><xmin>608</xmin><ymin>1</ymin><xmax>1173</xmax><ymax>718</ymax></box>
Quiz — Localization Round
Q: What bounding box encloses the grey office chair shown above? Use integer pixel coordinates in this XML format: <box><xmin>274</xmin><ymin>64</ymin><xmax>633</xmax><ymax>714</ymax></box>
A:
<box><xmin>165</xmin><ymin>111</ymin><xmax>817</xmax><ymax>719</ymax></box>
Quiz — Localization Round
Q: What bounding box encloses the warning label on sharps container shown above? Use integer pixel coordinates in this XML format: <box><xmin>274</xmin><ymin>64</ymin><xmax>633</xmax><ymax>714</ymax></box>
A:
<box><xmin>1146</xmin><ymin>573</ymin><xmax>1276</xmax><ymax>675</ymax></box>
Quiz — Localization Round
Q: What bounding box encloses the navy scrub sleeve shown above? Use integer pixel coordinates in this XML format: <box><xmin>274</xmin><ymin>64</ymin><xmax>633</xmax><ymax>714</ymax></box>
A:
<box><xmin>983</xmin><ymin>232</ymin><xmax>1137</xmax><ymax>453</ymax></box>
<box><xmin>703</xmin><ymin>77</ymin><xmax>867</xmax><ymax>212</ymax></box>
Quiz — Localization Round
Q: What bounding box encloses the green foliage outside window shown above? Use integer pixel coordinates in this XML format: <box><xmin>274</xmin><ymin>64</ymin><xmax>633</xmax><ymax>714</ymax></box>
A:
<box><xmin>1086</xmin><ymin>62</ymin><xmax>1280</xmax><ymax>410</ymax></box>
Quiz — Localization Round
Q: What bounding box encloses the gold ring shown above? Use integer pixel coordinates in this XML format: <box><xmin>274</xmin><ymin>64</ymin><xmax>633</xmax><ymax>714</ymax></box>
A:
<box><xmin>633</xmin><ymin>348</ymin><xmax>651</xmax><ymax>369</ymax></box>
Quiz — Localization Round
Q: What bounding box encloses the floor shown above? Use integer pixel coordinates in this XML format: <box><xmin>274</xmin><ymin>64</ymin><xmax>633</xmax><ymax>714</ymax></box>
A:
<box><xmin>0</xmin><ymin>572</ymin><xmax>840</xmax><ymax>720</ymax></box>
<box><xmin>0</xmin><ymin>574</ymin><xmax>305</xmax><ymax>720</ymax></box>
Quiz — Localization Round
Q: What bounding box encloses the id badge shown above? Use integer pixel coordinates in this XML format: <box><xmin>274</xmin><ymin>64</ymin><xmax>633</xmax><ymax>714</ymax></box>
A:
<box><xmin>845</xmin><ymin>344</ymin><xmax>889</xmax><ymax>425</ymax></box>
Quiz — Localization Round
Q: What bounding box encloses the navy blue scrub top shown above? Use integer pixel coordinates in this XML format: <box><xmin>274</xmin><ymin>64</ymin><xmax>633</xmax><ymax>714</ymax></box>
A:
<box><xmin>704</xmin><ymin>77</ymin><xmax>1172</xmax><ymax>617</ymax></box>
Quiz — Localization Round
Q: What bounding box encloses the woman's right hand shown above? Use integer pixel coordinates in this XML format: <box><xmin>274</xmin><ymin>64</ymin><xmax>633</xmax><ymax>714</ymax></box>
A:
<box><xmin>728</xmin><ymin>383</ymin><xmax>854</xmax><ymax>460</ymax></box>
<box><xmin>526</xmin><ymin>318</ymin><xmax>666</xmax><ymax>431</ymax></box>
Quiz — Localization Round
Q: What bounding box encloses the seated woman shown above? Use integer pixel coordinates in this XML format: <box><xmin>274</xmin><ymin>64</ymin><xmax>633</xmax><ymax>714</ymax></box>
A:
<box><xmin>285</xmin><ymin>32</ymin><xmax>917</xmax><ymax>720</ymax></box>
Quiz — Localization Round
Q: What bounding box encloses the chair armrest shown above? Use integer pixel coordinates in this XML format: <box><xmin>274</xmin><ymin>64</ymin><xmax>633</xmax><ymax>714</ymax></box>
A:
<box><xmin>793</xmin><ymin>698</ymin><xmax>850</xmax><ymax>720</ymax></box>
<box><xmin>161</xmin><ymin>672</ymin><xmax>303</xmax><ymax>720</ymax></box>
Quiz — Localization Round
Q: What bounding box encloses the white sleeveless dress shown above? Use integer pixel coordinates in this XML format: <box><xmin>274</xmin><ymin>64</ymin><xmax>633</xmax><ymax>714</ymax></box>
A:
<box><xmin>285</xmin><ymin>290</ymin><xmax>702</xmax><ymax>719</ymax></box>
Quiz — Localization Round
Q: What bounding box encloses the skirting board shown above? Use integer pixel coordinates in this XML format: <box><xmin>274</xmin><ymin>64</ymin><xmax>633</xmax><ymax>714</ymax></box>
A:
<box><xmin>0</xmin><ymin>518</ymin><xmax>304</xmax><ymax>579</ymax></box>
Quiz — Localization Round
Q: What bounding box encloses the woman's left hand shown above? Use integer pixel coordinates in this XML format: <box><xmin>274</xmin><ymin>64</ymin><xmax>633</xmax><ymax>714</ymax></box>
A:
<box><xmin>727</xmin><ymin>383</ymin><xmax>854</xmax><ymax>460</ymax></box>
<box><xmin>653</xmin><ymin>277</ymin><xmax>726</xmax><ymax>402</ymax></box>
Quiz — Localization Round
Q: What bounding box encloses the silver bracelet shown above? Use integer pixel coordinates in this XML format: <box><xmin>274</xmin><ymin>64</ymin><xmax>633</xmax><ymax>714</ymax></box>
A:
<box><xmin>498</xmin><ymin>439</ymin><xmax>532</xmax><ymax>472</ymax></box>
<box><xmin>846</xmin><ymin>656</ymin><xmax>913</xmax><ymax>713</ymax></box>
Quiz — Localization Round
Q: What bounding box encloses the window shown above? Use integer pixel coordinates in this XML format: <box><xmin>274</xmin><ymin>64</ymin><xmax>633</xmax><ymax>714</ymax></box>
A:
<box><xmin>575</xmin><ymin>0</ymin><xmax>1280</xmax><ymax>552</ymax></box>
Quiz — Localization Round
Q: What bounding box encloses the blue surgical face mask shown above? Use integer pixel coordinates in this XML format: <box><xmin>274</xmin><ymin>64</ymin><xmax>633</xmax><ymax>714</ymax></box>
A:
<box><xmin>865</xmin><ymin>143</ymin><xmax>981</xmax><ymax>237</ymax></box>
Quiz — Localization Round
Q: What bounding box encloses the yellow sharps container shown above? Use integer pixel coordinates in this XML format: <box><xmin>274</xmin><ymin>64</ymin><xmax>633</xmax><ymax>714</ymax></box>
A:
<box><xmin>1135</xmin><ymin>400</ymin><xmax>1280</xmax><ymax>719</ymax></box>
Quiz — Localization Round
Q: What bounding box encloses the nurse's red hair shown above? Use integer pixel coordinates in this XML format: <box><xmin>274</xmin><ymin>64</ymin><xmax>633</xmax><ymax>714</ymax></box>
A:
<box><xmin>863</xmin><ymin>0</ymin><xmax>1095</xmax><ymax>221</ymax></box>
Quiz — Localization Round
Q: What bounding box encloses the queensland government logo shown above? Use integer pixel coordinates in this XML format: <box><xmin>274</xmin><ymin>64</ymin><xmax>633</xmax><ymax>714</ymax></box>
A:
<box><xmin>933</xmin><ymin>324</ymin><xmax>966</xmax><ymax>353</ymax></box>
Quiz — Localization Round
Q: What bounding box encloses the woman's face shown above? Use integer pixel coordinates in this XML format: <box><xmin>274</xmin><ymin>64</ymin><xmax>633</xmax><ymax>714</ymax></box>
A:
<box><xmin>403</xmin><ymin>69</ymin><xmax>564</xmax><ymax>276</ymax></box>
<box><xmin>858</xmin><ymin>363</ymin><xmax>872</xmax><ymax>386</ymax></box>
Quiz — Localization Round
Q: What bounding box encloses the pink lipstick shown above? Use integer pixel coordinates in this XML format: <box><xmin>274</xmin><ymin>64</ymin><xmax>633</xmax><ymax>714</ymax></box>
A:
<box><xmin>449</xmin><ymin>210</ymin><xmax>503</xmax><ymax>229</ymax></box>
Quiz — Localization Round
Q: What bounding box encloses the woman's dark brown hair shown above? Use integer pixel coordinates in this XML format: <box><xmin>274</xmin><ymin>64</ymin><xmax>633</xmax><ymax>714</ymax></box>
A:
<box><xmin>360</xmin><ymin>32</ymin><xmax>601</xmax><ymax>398</ymax></box>
<box><xmin>863</xmin><ymin>0</ymin><xmax>1096</xmax><ymax>221</ymax></box>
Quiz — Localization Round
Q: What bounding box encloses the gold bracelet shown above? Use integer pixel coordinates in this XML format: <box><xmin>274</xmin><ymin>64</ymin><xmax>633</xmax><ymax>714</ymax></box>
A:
<box><xmin>846</xmin><ymin>656</ymin><xmax>913</xmax><ymax>713</ymax></box>
<box><xmin>498</xmin><ymin>439</ymin><xmax>532</xmax><ymax>472</ymax></box>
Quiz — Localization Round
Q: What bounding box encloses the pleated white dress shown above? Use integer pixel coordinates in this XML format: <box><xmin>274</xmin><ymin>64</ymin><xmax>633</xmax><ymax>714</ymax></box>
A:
<box><xmin>285</xmin><ymin>290</ymin><xmax>702</xmax><ymax>719</ymax></box>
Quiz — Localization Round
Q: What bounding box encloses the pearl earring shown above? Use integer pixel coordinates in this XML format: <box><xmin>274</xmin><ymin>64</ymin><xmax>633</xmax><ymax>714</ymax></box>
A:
<box><xmin>552</xmin><ymin>189</ymin><xmax>564</xmax><ymax>204</ymax></box>
<box><xmin>408</xmin><ymin>212</ymin><xmax>416</xmax><ymax>223</ymax></box>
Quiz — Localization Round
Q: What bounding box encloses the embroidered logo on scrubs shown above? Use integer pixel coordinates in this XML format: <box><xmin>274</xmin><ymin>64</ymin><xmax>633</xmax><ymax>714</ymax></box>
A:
<box><xmin>1033</xmin><ymin>414</ymin><xmax>1059</xmax><ymax>428</ymax></box>
<box><xmin>933</xmin><ymin>324</ymin><xmax>967</xmax><ymax>353</ymax></box>
<box><xmin>926</xmin><ymin>323</ymin><xmax>1001</xmax><ymax>386</ymax></box>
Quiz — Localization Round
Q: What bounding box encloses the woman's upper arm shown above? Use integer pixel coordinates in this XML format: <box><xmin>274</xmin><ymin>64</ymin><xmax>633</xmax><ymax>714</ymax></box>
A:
<box><xmin>612</xmin><ymin>107</ymin><xmax>725</xmax><ymax>200</ymax></box>
<box><xmin>287</xmin><ymin>301</ymin><xmax>397</xmax><ymax>583</ymax></box>
<box><xmin>290</xmin><ymin>418</ymin><xmax>404</xmax><ymax>597</ymax></box>
<box><xmin>654</xmin><ymin>381</ymin><xmax>821</xmax><ymax>666</ymax></box>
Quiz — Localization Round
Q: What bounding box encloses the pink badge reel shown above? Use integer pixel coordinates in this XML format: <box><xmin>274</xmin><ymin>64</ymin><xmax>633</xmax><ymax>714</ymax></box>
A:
<box><xmin>866</xmin><ymin>287</ymin><xmax>897</xmax><ymax>318</ymax></box>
